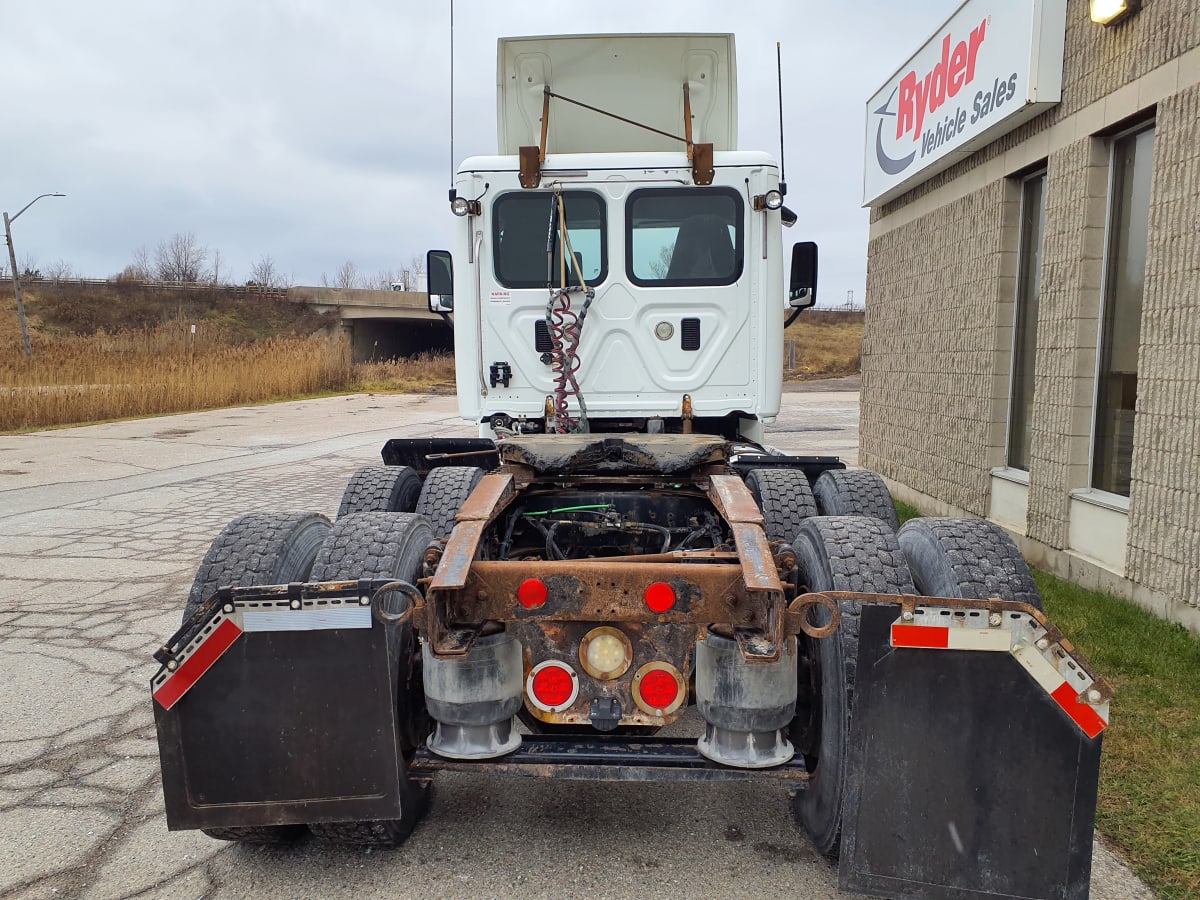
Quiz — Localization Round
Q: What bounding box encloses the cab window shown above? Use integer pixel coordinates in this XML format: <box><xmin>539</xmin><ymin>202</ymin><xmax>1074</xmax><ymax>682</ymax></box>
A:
<box><xmin>492</xmin><ymin>191</ymin><xmax>607</xmax><ymax>289</ymax></box>
<box><xmin>627</xmin><ymin>188</ymin><xmax>744</xmax><ymax>286</ymax></box>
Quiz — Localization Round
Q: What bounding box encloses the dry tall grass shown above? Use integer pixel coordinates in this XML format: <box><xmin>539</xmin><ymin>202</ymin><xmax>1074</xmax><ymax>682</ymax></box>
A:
<box><xmin>1</xmin><ymin>324</ymin><xmax>352</xmax><ymax>431</ymax></box>
<box><xmin>351</xmin><ymin>352</ymin><xmax>457</xmax><ymax>394</ymax></box>
<box><xmin>783</xmin><ymin>309</ymin><xmax>864</xmax><ymax>380</ymax></box>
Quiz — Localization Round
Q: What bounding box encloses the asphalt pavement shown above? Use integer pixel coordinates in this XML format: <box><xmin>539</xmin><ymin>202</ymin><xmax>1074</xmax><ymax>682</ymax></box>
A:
<box><xmin>0</xmin><ymin>389</ymin><xmax>1153</xmax><ymax>898</ymax></box>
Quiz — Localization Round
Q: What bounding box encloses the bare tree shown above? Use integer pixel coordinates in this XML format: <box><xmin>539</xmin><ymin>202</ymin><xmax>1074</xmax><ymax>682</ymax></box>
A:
<box><xmin>125</xmin><ymin>245</ymin><xmax>153</xmax><ymax>281</ymax></box>
<box><xmin>154</xmin><ymin>232</ymin><xmax>209</xmax><ymax>283</ymax></box>
<box><xmin>364</xmin><ymin>268</ymin><xmax>405</xmax><ymax>291</ymax></box>
<box><xmin>248</xmin><ymin>254</ymin><xmax>282</xmax><ymax>288</ymax></box>
<box><xmin>333</xmin><ymin>260</ymin><xmax>360</xmax><ymax>289</ymax></box>
<box><xmin>19</xmin><ymin>254</ymin><xmax>41</xmax><ymax>280</ymax></box>
<box><xmin>45</xmin><ymin>258</ymin><xmax>75</xmax><ymax>281</ymax></box>
<box><xmin>209</xmin><ymin>248</ymin><xmax>226</xmax><ymax>286</ymax></box>
<box><xmin>648</xmin><ymin>243</ymin><xmax>675</xmax><ymax>279</ymax></box>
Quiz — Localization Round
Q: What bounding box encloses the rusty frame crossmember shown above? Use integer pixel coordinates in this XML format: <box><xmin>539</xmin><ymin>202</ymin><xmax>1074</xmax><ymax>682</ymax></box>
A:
<box><xmin>417</xmin><ymin>470</ymin><xmax>824</xmax><ymax>664</ymax></box>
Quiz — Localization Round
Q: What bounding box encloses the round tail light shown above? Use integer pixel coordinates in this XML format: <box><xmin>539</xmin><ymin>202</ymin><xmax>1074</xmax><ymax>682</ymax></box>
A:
<box><xmin>527</xmin><ymin>661</ymin><xmax>578</xmax><ymax>712</ymax></box>
<box><xmin>632</xmin><ymin>662</ymin><xmax>685</xmax><ymax>716</ymax></box>
<box><xmin>644</xmin><ymin>581</ymin><xmax>676</xmax><ymax>613</ymax></box>
<box><xmin>517</xmin><ymin>578</ymin><xmax>549</xmax><ymax>609</ymax></box>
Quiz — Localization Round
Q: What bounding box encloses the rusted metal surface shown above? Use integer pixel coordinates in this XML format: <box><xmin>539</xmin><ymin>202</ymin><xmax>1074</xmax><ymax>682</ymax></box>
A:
<box><xmin>429</xmin><ymin>473</ymin><xmax>514</xmax><ymax>591</ymax></box>
<box><xmin>704</xmin><ymin>475</ymin><xmax>785</xmax><ymax>662</ymax></box>
<box><xmin>519</xmin><ymin>145</ymin><xmax>541</xmax><ymax>188</ymax></box>
<box><xmin>514</xmin><ymin>618</ymin><xmax>699</xmax><ymax>727</ymax></box>
<box><xmin>692</xmin><ymin>142</ymin><xmax>715</xmax><ymax>185</ymax></box>
<box><xmin>495</xmin><ymin>432</ymin><xmax>727</xmax><ymax>475</ymax></box>
<box><xmin>407</xmin><ymin>735</ymin><xmax>811</xmax><ymax>783</ymax></box>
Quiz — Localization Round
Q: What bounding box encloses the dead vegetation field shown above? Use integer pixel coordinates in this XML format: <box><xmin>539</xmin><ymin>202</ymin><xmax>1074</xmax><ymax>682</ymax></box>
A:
<box><xmin>0</xmin><ymin>287</ymin><xmax>862</xmax><ymax>430</ymax></box>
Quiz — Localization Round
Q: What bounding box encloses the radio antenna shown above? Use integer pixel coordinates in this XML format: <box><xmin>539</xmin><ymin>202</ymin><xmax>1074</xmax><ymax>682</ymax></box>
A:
<box><xmin>776</xmin><ymin>41</ymin><xmax>787</xmax><ymax>196</ymax></box>
<box><xmin>449</xmin><ymin>0</ymin><xmax>456</xmax><ymax>191</ymax></box>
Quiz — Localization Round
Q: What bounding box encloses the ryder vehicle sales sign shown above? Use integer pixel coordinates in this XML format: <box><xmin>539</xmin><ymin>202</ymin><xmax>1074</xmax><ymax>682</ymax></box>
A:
<box><xmin>864</xmin><ymin>0</ymin><xmax>1067</xmax><ymax>206</ymax></box>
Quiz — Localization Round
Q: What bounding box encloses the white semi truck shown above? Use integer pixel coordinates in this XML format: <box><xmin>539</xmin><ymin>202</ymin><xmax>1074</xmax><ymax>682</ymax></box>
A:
<box><xmin>152</xmin><ymin>34</ymin><xmax>1110</xmax><ymax>900</ymax></box>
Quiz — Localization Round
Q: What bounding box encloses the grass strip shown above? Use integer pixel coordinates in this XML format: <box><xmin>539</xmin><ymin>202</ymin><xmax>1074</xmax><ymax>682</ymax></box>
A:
<box><xmin>894</xmin><ymin>498</ymin><xmax>1200</xmax><ymax>898</ymax></box>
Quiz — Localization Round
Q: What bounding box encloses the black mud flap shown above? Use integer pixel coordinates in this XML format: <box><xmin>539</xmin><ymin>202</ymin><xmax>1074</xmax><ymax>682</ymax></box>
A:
<box><xmin>838</xmin><ymin>602</ymin><xmax>1106</xmax><ymax>900</ymax></box>
<box><xmin>151</xmin><ymin>583</ymin><xmax>407</xmax><ymax>831</ymax></box>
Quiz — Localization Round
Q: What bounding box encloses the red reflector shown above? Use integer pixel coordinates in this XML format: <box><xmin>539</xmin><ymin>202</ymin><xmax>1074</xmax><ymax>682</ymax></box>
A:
<box><xmin>644</xmin><ymin>581</ymin><xmax>676</xmax><ymax>613</ymax></box>
<box><xmin>891</xmin><ymin>624</ymin><xmax>950</xmax><ymax>649</ymax></box>
<box><xmin>531</xmin><ymin>664</ymin><xmax>574</xmax><ymax>708</ymax></box>
<box><xmin>639</xmin><ymin>668</ymin><xmax>679</xmax><ymax>710</ymax></box>
<box><xmin>152</xmin><ymin>617</ymin><xmax>243</xmax><ymax>710</ymax></box>
<box><xmin>517</xmin><ymin>578</ymin><xmax>549</xmax><ymax>609</ymax></box>
<box><xmin>1051</xmin><ymin>681</ymin><xmax>1108</xmax><ymax>739</ymax></box>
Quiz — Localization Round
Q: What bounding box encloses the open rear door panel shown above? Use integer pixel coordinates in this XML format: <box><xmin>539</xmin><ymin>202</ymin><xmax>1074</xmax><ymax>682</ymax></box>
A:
<box><xmin>839</xmin><ymin>602</ymin><xmax>1104</xmax><ymax>900</ymax></box>
<box><xmin>152</xmin><ymin>589</ymin><xmax>405</xmax><ymax>830</ymax></box>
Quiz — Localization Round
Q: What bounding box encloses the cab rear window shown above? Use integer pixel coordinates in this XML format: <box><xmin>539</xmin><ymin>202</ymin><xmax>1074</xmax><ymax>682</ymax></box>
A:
<box><xmin>492</xmin><ymin>191</ymin><xmax>607</xmax><ymax>289</ymax></box>
<box><xmin>626</xmin><ymin>188</ymin><xmax>744</xmax><ymax>286</ymax></box>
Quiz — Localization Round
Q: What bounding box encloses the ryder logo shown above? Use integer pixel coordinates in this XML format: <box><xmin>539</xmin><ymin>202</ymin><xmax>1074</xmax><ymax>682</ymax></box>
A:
<box><xmin>873</xmin><ymin>17</ymin><xmax>988</xmax><ymax>176</ymax></box>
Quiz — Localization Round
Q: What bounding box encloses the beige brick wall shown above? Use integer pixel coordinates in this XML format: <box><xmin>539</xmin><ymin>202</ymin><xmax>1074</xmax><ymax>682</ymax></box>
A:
<box><xmin>860</xmin><ymin>181</ymin><xmax>1008</xmax><ymax>516</ymax></box>
<box><xmin>863</xmin><ymin>1</ymin><xmax>1200</xmax><ymax>619</ymax></box>
<box><xmin>1025</xmin><ymin>139</ymin><xmax>1109</xmax><ymax>549</ymax></box>
<box><xmin>1125</xmin><ymin>82</ymin><xmax>1200</xmax><ymax>612</ymax></box>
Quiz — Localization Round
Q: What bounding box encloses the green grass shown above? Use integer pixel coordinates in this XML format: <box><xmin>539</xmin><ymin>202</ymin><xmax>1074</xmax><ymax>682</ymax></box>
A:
<box><xmin>892</xmin><ymin>498</ymin><xmax>1200</xmax><ymax>898</ymax></box>
<box><xmin>1036</xmin><ymin>571</ymin><xmax>1200</xmax><ymax>899</ymax></box>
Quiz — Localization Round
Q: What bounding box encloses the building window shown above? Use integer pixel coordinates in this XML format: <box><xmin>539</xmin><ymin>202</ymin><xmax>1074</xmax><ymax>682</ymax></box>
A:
<box><xmin>1093</xmin><ymin>124</ymin><xmax>1155</xmax><ymax>496</ymax></box>
<box><xmin>1007</xmin><ymin>171</ymin><xmax>1047</xmax><ymax>471</ymax></box>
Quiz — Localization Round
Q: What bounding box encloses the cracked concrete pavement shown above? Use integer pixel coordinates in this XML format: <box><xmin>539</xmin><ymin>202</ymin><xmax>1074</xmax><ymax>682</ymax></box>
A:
<box><xmin>0</xmin><ymin>390</ymin><xmax>1154</xmax><ymax>898</ymax></box>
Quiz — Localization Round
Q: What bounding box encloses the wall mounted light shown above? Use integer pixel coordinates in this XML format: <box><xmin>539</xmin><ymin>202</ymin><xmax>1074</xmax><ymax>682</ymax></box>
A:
<box><xmin>1090</xmin><ymin>0</ymin><xmax>1141</xmax><ymax>26</ymax></box>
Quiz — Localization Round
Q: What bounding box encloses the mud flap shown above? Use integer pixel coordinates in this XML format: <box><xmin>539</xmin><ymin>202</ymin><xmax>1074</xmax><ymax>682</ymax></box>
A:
<box><xmin>838</xmin><ymin>602</ymin><xmax>1105</xmax><ymax>900</ymax></box>
<box><xmin>152</xmin><ymin>584</ymin><xmax>407</xmax><ymax>831</ymax></box>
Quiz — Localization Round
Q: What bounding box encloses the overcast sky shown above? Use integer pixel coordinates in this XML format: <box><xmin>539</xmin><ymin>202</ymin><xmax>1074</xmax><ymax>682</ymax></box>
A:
<box><xmin>1</xmin><ymin>0</ymin><xmax>957</xmax><ymax>302</ymax></box>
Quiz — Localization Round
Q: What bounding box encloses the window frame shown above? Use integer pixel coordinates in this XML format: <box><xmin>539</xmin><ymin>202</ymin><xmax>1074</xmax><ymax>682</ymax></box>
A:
<box><xmin>491</xmin><ymin>189</ymin><xmax>609</xmax><ymax>290</ymax></box>
<box><xmin>1089</xmin><ymin>120</ymin><xmax>1156</xmax><ymax>498</ymax></box>
<box><xmin>624</xmin><ymin>186</ymin><xmax>745</xmax><ymax>288</ymax></box>
<box><xmin>1004</xmin><ymin>168</ymin><xmax>1048</xmax><ymax>472</ymax></box>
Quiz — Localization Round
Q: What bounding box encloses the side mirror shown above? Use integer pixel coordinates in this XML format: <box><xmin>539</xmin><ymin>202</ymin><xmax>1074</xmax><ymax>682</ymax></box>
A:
<box><xmin>788</xmin><ymin>241</ymin><xmax>818</xmax><ymax>309</ymax></box>
<box><xmin>427</xmin><ymin>249</ymin><xmax>453</xmax><ymax>312</ymax></box>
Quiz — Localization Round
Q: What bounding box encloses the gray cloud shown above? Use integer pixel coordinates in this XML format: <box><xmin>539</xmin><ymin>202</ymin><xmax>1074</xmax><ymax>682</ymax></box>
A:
<box><xmin>1</xmin><ymin>0</ymin><xmax>957</xmax><ymax>295</ymax></box>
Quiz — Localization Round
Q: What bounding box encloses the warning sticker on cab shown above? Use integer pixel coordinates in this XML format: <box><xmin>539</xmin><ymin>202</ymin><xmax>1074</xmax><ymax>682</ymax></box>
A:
<box><xmin>489</xmin><ymin>291</ymin><xmax>511</xmax><ymax>305</ymax></box>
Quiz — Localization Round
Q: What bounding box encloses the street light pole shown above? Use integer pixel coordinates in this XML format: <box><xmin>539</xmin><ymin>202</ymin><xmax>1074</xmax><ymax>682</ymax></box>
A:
<box><xmin>4</xmin><ymin>192</ymin><xmax>66</xmax><ymax>358</ymax></box>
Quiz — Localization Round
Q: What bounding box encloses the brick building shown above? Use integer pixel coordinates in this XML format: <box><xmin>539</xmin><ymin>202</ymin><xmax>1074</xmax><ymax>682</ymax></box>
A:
<box><xmin>860</xmin><ymin>0</ymin><xmax>1199</xmax><ymax>629</ymax></box>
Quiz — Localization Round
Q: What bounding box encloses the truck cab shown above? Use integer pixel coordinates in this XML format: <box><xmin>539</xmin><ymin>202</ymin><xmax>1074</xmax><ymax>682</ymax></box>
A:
<box><xmin>431</xmin><ymin>34</ymin><xmax>813</xmax><ymax>442</ymax></box>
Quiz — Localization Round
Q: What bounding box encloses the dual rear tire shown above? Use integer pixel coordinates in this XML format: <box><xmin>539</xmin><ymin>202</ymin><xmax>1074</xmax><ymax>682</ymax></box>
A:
<box><xmin>790</xmin><ymin>512</ymin><xmax>1042</xmax><ymax>858</ymax></box>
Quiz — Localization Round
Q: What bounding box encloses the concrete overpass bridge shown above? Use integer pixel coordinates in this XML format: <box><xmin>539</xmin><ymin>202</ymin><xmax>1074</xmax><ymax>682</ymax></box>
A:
<box><xmin>288</xmin><ymin>286</ymin><xmax>453</xmax><ymax>361</ymax></box>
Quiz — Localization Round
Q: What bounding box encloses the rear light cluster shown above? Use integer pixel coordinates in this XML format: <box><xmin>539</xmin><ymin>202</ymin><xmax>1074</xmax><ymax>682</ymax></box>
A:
<box><xmin>517</xmin><ymin>579</ymin><xmax>685</xmax><ymax>721</ymax></box>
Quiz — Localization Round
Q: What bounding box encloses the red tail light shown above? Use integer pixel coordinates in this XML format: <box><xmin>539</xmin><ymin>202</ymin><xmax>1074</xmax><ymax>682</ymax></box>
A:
<box><xmin>527</xmin><ymin>661</ymin><xmax>578</xmax><ymax>712</ymax></box>
<box><xmin>517</xmin><ymin>578</ymin><xmax>549</xmax><ymax>609</ymax></box>
<box><xmin>644</xmin><ymin>581</ymin><xmax>676</xmax><ymax>613</ymax></box>
<box><xmin>632</xmin><ymin>662</ymin><xmax>685</xmax><ymax>716</ymax></box>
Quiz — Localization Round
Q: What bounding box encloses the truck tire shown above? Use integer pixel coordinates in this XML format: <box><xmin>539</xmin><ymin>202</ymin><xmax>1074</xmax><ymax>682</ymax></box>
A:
<box><xmin>897</xmin><ymin>517</ymin><xmax>1042</xmax><ymax>611</ymax></box>
<box><xmin>415</xmin><ymin>466</ymin><xmax>484</xmax><ymax>538</ymax></box>
<box><xmin>812</xmin><ymin>469</ymin><xmax>899</xmax><ymax>532</ymax></box>
<box><xmin>337</xmin><ymin>465</ymin><xmax>422</xmax><ymax>518</ymax></box>
<box><xmin>184</xmin><ymin>511</ymin><xmax>332</xmax><ymax>846</ymax></box>
<box><xmin>744</xmin><ymin>468</ymin><xmax>817</xmax><ymax>545</ymax></box>
<box><xmin>790</xmin><ymin>516</ymin><xmax>915</xmax><ymax>859</ymax></box>
<box><xmin>306</xmin><ymin>512</ymin><xmax>434</xmax><ymax>848</ymax></box>
<box><xmin>185</xmin><ymin>512</ymin><xmax>331</xmax><ymax>624</ymax></box>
